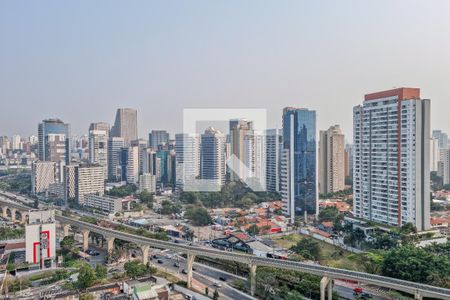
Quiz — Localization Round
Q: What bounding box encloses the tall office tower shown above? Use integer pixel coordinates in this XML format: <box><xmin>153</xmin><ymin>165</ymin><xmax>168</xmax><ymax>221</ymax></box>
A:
<box><xmin>243</xmin><ymin>131</ymin><xmax>266</xmax><ymax>189</ymax></box>
<box><xmin>353</xmin><ymin>88</ymin><xmax>430</xmax><ymax>231</ymax></box>
<box><xmin>430</xmin><ymin>138</ymin><xmax>440</xmax><ymax>172</ymax></box>
<box><xmin>131</xmin><ymin>139</ymin><xmax>148</xmax><ymax>175</ymax></box>
<box><xmin>31</xmin><ymin>161</ymin><xmax>56</xmax><ymax>195</ymax></box>
<box><xmin>438</xmin><ymin>149</ymin><xmax>450</xmax><ymax>185</ymax></box>
<box><xmin>11</xmin><ymin>135</ymin><xmax>21</xmax><ymax>150</ymax></box>
<box><xmin>148</xmin><ymin>130</ymin><xmax>170</xmax><ymax>150</ymax></box>
<box><xmin>201</xmin><ymin>127</ymin><xmax>226</xmax><ymax>187</ymax></box>
<box><xmin>63</xmin><ymin>164</ymin><xmax>77</xmax><ymax>203</ymax></box>
<box><xmin>229</xmin><ymin>119</ymin><xmax>253</xmax><ymax>181</ymax></box>
<box><xmin>107</xmin><ymin>137</ymin><xmax>125</xmax><ymax>181</ymax></box>
<box><xmin>280</xmin><ymin>107</ymin><xmax>317</xmax><ymax>223</ymax></box>
<box><xmin>175</xmin><ymin>133</ymin><xmax>201</xmax><ymax>190</ymax></box>
<box><xmin>120</xmin><ymin>146</ymin><xmax>139</xmax><ymax>184</ymax></box>
<box><xmin>319</xmin><ymin>125</ymin><xmax>345</xmax><ymax>194</ymax></box>
<box><xmin>75</xmin><ymin>164</ymin><xmax>105</xmax><ymax>205</ymax></box>
<box><xmin>25</xmin><ymin>210</ymin><xmax>56</xmax><ymax>269</ymax></box>
<box><xmin>38</xmin><ymin>118</ymin><xmax>71</xmax><ymax>164</ymax></box>
<box><xmin>142</xmin><ymin>148</ymin><xmax>157</xmax><ymax>175</ymax></box>
<box><xmin>266</xmin><ymin>129</ymin><xmax>282</xmax><ymax>192</ymax></box>
<box><xmin>110</xmin><ymin>108</ymin><xmax>138</xmax><ymax>146</ymax></box>
<box><xmin>432</xmin><ymin>130</ymin><xmax>449</xmax><ymax>149</ymax></box>
<box><xmin>88</xmin><ymin>122</ymin><xmax>110</xmax><ymax>177</ymax></box>
<box><xmin>155</xmin><ymin>149</ymin><xmax>174</xmax><ymax>187</ymax></box>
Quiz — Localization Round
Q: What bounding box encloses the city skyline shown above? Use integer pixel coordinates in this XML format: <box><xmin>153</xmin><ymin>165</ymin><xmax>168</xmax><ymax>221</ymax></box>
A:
<box><xmin>2</xmin><ymin>1</ymin><xmax>450</xmax><ymax>137</ymax></box>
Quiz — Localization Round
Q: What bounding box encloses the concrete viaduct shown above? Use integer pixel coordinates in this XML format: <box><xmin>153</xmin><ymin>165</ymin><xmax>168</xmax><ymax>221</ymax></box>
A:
<box><xmin>1</xmin><ymin>197</ymin><xmax>450</xmax><ymax>300</ymax></box>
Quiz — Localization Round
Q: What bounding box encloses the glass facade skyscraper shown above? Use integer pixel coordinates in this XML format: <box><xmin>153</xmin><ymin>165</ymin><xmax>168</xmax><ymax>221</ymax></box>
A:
<box><xmin>281</xmin><ymin>108</ymin><xmax>317</xmax><ymax>222</ymax></box>
<box><xmin>38</xmin><ymin>118</ymin><xmax>71</xmax><ymax>164</ymax></box>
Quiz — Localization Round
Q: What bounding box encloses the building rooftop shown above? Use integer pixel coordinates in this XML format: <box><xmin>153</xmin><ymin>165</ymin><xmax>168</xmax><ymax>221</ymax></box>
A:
<box><xmin>364</xmin><ymin>87</ymin><xmax>420</xmax><ymax>101</ymax></box>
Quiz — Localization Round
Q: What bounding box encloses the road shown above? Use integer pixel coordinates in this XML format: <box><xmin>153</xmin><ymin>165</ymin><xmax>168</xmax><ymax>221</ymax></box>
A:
<box><xmin>1</xmin><ymin>192</ymin><xmax>450</xmax><ymax>299</ymax></box>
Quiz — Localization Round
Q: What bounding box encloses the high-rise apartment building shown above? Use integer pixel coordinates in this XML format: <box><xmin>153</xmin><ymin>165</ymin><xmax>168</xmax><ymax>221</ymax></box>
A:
<box><xmin>149</xmin><ymin>130</ymin><xmax>170</xmax><ymax>150</ymax></box>
<box><xmin>353</xmin><ymin>88</ymin><xmax>430</xmax><ymax>231</ymax></box>
<box><xmin>0</xmin><ymin>136</ymin><xmax>10</xmax><ymax>155</ymax></box>
<box><xmin>120</xmin><ymin>146</ymin><xmax>139</xmax><ymax>184</ymax></box>
<box><xmin>243</xmin><ymin>131</ymin><xmax>266</xmax><ymax>190</ymax></box>
<box><xmin>64</xmin><ymin>164</ymin><xmax>78</xmax><ymax>203</ymax></box>
<box><xmin>131</xmin><ymin>139</ymin><xmax>148</xmax><ymax>175</ymax></box>
<box><xmin>280</xmin><ymin>108</ymin><xmax>317</xmax><ymax>223</ymax></box>
<box><xmin>38</xmin><ymin>118</ymin><xmax>71</xmax><ymax>164</ymax></box>
<box><xmin>229</xmin><ymin>119</ymin><xmax>253</xmax><ymax>181</ymax></box>
<box><xmin>139</xmin><ymin>173</ymin><xmax>157</xmax><ymax>193</ymax></box>
<box><xmin>108</xmin><ymin>137</ymin><xmax>125</xmax><ymax>181</ymax></box>
<box><xmin>438</xmin><ymin>148</ymin><xmax>450</xmax><ymax>185</ymax></box>
<box><xmin>75</xmin><ymin>164</ymin><xmax>105</xmax><ymax>205</ymax></box>
<box><xmin>31</xmin><ymin>161</ymin><xmax>56</xmax><ymax>195</ymax></box>
<box><xmin>142</xmin><ymin>148</ymin><xmax>157</xmax><ymax>175</ymax></box>
<box><xmin>111</xmin><ymin>108</ymin><xmax>138</xmax><ymax>146</ymax></box>
<box><xmin>201</xmin><ymin>127</ymin><xmax>226</xmax><ymax>187</ymax></box>
<box><xmin>266</xmin><ymin>129</ymin><xmax>282</xmax><ymax>192</ymax></box>
<box><xmin>88</xmin><ymin>122</ymin><xmax>109</xmax><ymax>177</ymax></box>
<box><xmin>12</xmin><ymin>134</ymin><xmax>21</xmax><ymax>150</ymax></box>
<box><xmin>319</xmin><ymin>125</ymin><xmax>345</xmax><ymax>194</ymax></box>
<box><xmin>344</xmin><ymin>144</ymin><xmax>353</xmax><ymax>178</ymax></box>
<box><xmin>432</xmin><ymin>130</ymin><xmax>448</xmax><ymax>149</ymax></box>
<box><xmin>430</xmin><ymin>138</ymin><xmax>440</xmax><ymax>172</ymax></box>
<box><xmin>175</xmin><ymin>133</ymin><xmax>200</xmax><ymax>190</ymax></box>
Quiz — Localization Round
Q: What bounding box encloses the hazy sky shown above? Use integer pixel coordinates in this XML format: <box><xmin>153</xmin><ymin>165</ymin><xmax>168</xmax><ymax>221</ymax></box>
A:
<box><xmin>1</xmin><ymin>1</ymin><xmax>450</xmax><ymax>140</ymax></box>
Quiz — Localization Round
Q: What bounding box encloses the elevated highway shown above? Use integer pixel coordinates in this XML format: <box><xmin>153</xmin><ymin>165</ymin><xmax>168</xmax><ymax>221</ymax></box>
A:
<box><xmin>1</xmin><ymin>196</ymin><xmax>450</xmax><ymax>299</ymax></box>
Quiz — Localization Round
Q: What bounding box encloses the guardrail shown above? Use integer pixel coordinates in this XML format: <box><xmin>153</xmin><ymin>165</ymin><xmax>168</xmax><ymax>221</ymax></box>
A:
<box><xmin>1</xmin><ymin>197</ymin><xmax>450</xmax><ymax>299</ymax></box>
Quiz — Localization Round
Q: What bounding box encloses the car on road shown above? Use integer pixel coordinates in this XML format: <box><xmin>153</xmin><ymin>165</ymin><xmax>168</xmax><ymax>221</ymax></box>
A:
<box><xmin>219</xmin><ymin>276</ymin><xmax>226</xmax><ymax>281</ymax></box>
<box><xmin>157</xmin><ymin>259</ymin><xmax>163</xmax><ymax>264</ymax></box>
<box><xmin>181</xmin><ymin>269</ymin><xmax>187</xmax><ymax>274</ymax></box>
<box><xmin>173</xmin><ymin>262</ymin><xmax>179</xmax><ymax>267</ymax></box>
<box><xmin>213</xmin><ymin>282</ymin><xmax>222</xmax><ymax>288</ymax></box>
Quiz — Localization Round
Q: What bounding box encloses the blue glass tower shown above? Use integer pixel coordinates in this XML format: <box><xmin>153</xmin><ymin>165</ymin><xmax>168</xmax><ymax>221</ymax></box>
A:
<box><xmin>281</xmin><ymin>108</ymin><xmax>317</xmax><ymax>222</ymax></box>
<box><xmin>38</xmin><ymin>118</ymin><xmax>71</xmax><ymax>164</ymax></box>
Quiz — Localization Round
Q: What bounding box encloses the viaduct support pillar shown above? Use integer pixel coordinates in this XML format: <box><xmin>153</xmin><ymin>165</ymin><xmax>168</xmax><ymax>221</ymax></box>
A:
<box><xmin>415</xmin><ymin>291</ymin><xmax>422</xmax><ymax>300</ymax></box>
<box><xmin>81</xmin><ymin>229</ymin><xmax>90</xmax><ymax>252</ymax></box>
<box><xmin>2</xmin><ymin>207</ymin><xmax>8</xmax><ymax>219</ymax></box>
<box><xmin>106</xmin><ymin>236</ymin><xmax>115</xmax><ymax>254</ymax></box>
<box><xmin>21</xmin><ymin>213</ymin><xmax>27</xmax><ymax>223</ymax></box>
<box><xmin>249</xmin><ymin>264</ymin><xmax>257</xmax><ymax>296</ymax></box>
<box><xmin>320</xmin><ymin>277</ymin><xmax>333</xmax><ymax>300</ymax></box>
<box><xmin>140</xmin><ymin>245</ymin><xmax>149</xmax><ymax>265</ymax></box>
<box><xmin>10</xmin><ymin>208</ymin><xmax>16</xmax><ymax>222</ymax></box>
<box><xmin>186</xmin><ymin>253</ymin><xmax>196</xmax><ymax>289</ymax></box>
<box><xmin>62</xmin><ymin>224</ymin><xmax>70</xmax><ymax>237</ymax></box>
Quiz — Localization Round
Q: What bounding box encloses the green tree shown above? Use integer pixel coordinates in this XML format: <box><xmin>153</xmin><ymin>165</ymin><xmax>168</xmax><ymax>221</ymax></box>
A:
<box><xmin>213</xmin><ymin>289</ymin><xmax>219</xmax><ymax>300</ymax></box>
<box><xmin>60</xmin><ymin>235</ymin><xmax>77</xmax><ymax>253</ymax></box>
<box><xmin>318</xmin><ymin>206</ymin><xmax>339</xmax><ymax>222</ymax></box>
<box><xmin>290</xmin><ymin>238</ymin><xmax>321</xmax><ymax>261</ymax></box>
<box><xmin>247</xmin><ymin>224</ymin><xmax>260</xmax><ymax>236</ymax></box>
<box><xmin>382</xmin><ymin>245</ymin><xmax>450</xmax><ymax>286</ymax></box>
<box><xmin>78</xmin><ymin>264</ymin><xmax>97</xmax><ymax>289</ymax></box>
<box><xmin>185</xmin><ymin>206</ymin><xmax>212</xmax><ymax>226</ymax></box>
<box><xmin>124</xmin><ymin>260</ymin><xmax>155</xmax><ymax>278</ymax></box>
<box><xmin>205</xmin><ymin>286</ymin><xmax>209</xmax><ymax>296</ymax></box>
<box><xmin>349</xmin><ymin>252</ymin><xmax>384</xmax><ymax>274</ymax></box>
<box><xmin>95</xmin><ymin>264</ymin><xmax>107</xmax><ymax>279</ymax></box>
<box><xmin>370</xmin><ymin>233</ymin><xmax>398</xmax><ymax>250</ymax></box>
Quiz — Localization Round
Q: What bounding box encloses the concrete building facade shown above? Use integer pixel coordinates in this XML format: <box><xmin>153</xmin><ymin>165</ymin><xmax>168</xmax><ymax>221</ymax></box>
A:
<box><xmin>353</xmin><ymin>88</ymin><xmax>430</xmax><ymax>231</ymax></box>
